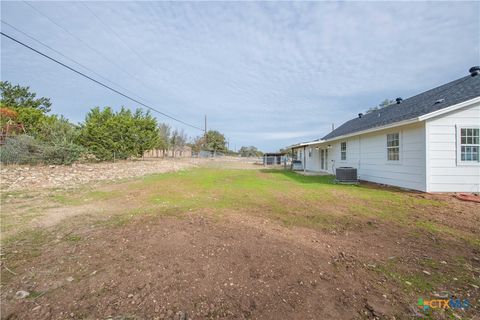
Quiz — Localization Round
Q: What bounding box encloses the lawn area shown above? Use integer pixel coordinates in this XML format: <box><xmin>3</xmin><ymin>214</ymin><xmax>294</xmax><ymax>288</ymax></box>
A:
<box><xmin>1</xmin><ymin>166</ymin><xmax>479</xmax><ymax>319</ymax></box>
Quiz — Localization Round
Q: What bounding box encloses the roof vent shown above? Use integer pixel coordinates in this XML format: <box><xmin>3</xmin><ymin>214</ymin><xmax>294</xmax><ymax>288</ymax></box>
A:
<box><xmin>469</xmin><ymin>66</ymin><xmax>480</xmax><ymax>77</ymax></box>
<box><xmin>434</xmin><ymin>98</ymin><xmax>445</xmax><ymax>104</ymax></box>
<box><xmin>358</xmin><ymin>113</ymin><xmax>363</xmax><ymax>118</ymax></box>
<box><xmin>396</xmin><ymin>97</ymin><xmax>403</xmax><ymax>104</ymax></box>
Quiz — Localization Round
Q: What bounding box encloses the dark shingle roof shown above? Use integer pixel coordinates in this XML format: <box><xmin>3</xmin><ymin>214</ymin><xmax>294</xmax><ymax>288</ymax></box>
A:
<box><xmin>322</xmin><ymin>75</ymin><xmax>480</xmax><ymax>140</ymax></box>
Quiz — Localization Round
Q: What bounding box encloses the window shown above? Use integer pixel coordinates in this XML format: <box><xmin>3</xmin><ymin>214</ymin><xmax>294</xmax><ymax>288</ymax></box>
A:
<box><xmin>308</xmin><ymin>148</ymin><xmax>312</xmax><ymax>157</ymax></box>
<box><xmin>387</xmin><ymin>133</ymin><xmax>400</xmax><ymax>161</ymax></box>
<box><xmin>460</xmin><ymin>128</ymin><xmax>479</xmax><ymax>162</ymax></box>
<box><xmin>340</xmin><ymin>142</ymin><xmax>347</xmax><ymax>160</ymax></box>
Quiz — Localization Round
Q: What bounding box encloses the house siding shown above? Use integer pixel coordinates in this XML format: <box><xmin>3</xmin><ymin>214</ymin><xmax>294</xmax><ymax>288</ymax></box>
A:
<box><xmin>304</xmin><ymin>122</ymin><xmax>427</xmax><ymax>191</ymax></box>
<box><xmin>305</xmin><ymin>146</ymin><xmax>321</xmax><ymax>171</ymax></box>
<box><xmin>425</xmin><ymin>102</ymin><xmax>480</xmax><ymax>192</ymax></box>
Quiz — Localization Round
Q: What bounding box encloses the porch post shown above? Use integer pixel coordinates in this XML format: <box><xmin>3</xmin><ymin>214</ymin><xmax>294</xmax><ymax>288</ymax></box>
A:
<box><xmin>303</xmin><ymin>146</ymin><xmax>306</xmax><ymax>173</ymax></box>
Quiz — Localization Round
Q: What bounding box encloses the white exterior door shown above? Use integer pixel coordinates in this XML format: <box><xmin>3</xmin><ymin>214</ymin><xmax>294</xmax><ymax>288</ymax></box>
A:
<box><xmin>320</xmin><ymin>149</ymin><xmax>328</xmax><ymax>171</ymax></box>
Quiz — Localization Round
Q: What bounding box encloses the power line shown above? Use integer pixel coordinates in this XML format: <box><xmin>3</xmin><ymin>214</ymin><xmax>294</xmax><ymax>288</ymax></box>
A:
<box><xmin>23</xmin><ymin>1</ymin><xmax>188</xmax><ymax>121</ymax></box>
<box><xmin>22</xmin><ymin>1</ymin><xmax>153</xmax><ymax>90</ymax></box>
<box><xmin>78</xmin><ymin>2</ymin><xmax>187</xmax><ymax>119</ymax></box>
<box><xmin>81</xmin><ymin>2</ymin><xmax>161</xmax><ymax>75</ymax></box>
<box><xmin>1</xmin><ymin>31</ymin><xmax>205</xmax><ymax>131</ymax></box>
<box><xmin>1</xmin><ymin>19</ymin><xmax>148</xmax><ymax>104</ymax></box>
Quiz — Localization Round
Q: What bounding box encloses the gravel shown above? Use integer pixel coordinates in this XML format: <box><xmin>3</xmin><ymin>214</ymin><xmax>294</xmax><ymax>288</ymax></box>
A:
<box><xmin>0</xmin><ymin>158</ymin><xmax>198</xmax><ymax>191</ymax></box>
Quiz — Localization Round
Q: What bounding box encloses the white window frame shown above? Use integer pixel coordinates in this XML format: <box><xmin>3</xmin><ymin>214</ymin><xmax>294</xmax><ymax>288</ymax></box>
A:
<box><xmin>456</xmin><ymin>126</ymin><xmax>480</xmax><ymax>166</ymax></box>
<box><xmin>386</xmin><ymin>132</ymin><xmax>401</xmax><ymax>163</ymax></box>
<box><xmin>308</xmin><ymin>147</ymin><xmax>312</xmax><ymax>158</ymax></box>
<box><xmin>340</xmin><ymin>141</ymin><xmax>347</xmax><ymax>161</ymax></box>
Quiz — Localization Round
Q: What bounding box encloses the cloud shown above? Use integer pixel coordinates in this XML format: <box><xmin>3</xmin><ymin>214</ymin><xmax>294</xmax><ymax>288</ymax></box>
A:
<box><xmin>234</xmin><ymin>130</ymin><xmax>323</xmax><ymax>141</ymax></box>
<box><xmin>1</xmin><ymin>1</ymin><xmax>478</xmax><ymax>151</ymax></box>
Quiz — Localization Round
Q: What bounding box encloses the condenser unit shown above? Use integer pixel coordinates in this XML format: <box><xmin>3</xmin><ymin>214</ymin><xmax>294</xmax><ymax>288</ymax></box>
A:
<box><xmin>335</xmin><ymin>167</ymin><xmax>358</xmax><ymax>183</ymax></box>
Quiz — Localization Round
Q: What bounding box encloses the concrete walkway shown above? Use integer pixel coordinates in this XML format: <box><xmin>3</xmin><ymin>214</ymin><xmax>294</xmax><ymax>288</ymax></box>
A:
<box><xmin>295</xmin><ymin>170</ymin><xmax>331</xmax><ymax>176</ymax></box>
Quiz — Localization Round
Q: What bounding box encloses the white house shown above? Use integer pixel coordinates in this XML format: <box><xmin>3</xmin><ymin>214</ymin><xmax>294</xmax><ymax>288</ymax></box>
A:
<box><xmin>289</xmin><ymin>67</ymin><xmax>480</xmax><ymax>193</ymax></box>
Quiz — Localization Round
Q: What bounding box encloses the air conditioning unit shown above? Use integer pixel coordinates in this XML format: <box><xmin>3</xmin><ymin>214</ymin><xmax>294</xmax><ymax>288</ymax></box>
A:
<box><xmin>335</xmin><ymin>167</ymin><xmax>358</xmax><ymax>183</ymax></box>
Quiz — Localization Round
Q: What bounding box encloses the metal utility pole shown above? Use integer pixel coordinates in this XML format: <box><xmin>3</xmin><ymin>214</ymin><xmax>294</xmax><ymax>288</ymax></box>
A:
<box><xmin>204</xmin><ymin>114</ymin><xmax>207</xmax><ymax>143</ymax></box>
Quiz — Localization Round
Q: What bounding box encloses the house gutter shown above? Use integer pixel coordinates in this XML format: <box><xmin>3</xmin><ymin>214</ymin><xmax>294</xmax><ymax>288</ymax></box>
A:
<box><xmin>321</xmin><ymin>118</ymin><xmax>419</xmax><ymax>143</ymax></box>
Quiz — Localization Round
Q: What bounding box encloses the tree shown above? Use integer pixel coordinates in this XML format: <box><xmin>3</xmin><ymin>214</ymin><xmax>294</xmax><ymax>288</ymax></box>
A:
<box><xmin>157</xmin><ymin>123</ymin><xmax>171</xmax><ymax>157</ymax></box>
<box><xmin>190</xmin><ymin>135</ymin><xmax>205</xmax><ymax>154</ymax></box>
<box><xmin>0</xmin><ymin>107</ymin><xmax>18</xmax><ymax>125</ymax></box>
<box><xmin>78</xmin><ymin>106</ymin><xmax>159</xmax><ymax>161</ymax></box>
<box><xmin>15</xmin><ymin>107</ymin><xmax>50</xmax><ymax>136</ymax></box>
<box><xmin>170</xmin><ymin>128</ymin><xmax>188</xmax><ymax>157</ymax></box>
<box><xmin>366</xmin><ymin>98</ymin><xmax>395</xmax><ymax>114</ymax></box>
<box><xmin>205</xmin><ymin>130</ymin><xmax>227</xmax><ymax>154</ymax></box>
<box><xmin>0</xmin><ymin>81</ymin><xmax>52</xmax><ymax>112</ymax></box>
<box><xmin>0</xmin><ymin>81</ymin><xmax>58</xmax><ymax>138</ymax></box>
<box><xmin>0</xmin><ymin>83</ymin><xmax>84</xmax><ymax>165</ymax></box>
<box><xmin>131</xmin><ymin>108</ymin><xmax>159</xmax><ymax>156</ymax></box>
<box><xmin>238</xmin><ymin>146</ymin><xmax>263</xmax><ymax>157</ymax></box>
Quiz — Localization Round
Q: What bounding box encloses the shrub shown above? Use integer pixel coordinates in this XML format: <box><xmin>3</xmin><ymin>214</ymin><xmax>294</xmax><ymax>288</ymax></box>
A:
<box><xmin>0</xmin><ymin>135</ymin><xmax>45</xmax><ymax>165</ymax></box>
<box><xmin>0</xmin><ymin>134</ymin><xmax>84</xmax><ymax>165</ymax></box>
<box><xmin>78</xmin><ymin>107</ymin><xmax>159</xmax><ymax>161</ymax></box>
<box><xmin>43</xmin><ymin>141</ymin><xmax>85</xmax><ymax>165</ymax></box>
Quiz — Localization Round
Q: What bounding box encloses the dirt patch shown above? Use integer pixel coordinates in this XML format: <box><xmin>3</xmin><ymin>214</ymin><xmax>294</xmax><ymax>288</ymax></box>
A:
<box><xmin>0</xmin><ymin>214</ymin><xmax>390</xmax><ymax>319</ymax></box>
<box><xmin>2</xmin><ymin>210</ymin><xmax>479</xmax><ymax>320</ymax></box>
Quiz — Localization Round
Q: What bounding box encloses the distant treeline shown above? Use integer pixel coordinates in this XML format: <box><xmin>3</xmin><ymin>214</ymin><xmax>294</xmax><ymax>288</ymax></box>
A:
<box><xmin>0</xmin><ymin>81</ymin><xmax>264</xmax><ymax>165</ymax></box>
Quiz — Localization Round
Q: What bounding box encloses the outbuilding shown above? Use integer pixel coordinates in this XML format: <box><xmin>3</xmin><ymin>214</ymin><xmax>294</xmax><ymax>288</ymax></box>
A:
<box><xmin>263</xmin><ymin>152</ymin><xmax>287</xmax><ymax>166</ymax></box>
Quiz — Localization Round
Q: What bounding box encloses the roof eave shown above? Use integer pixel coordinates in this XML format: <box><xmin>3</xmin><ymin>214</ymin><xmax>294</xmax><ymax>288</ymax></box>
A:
<box><xmin>322</xmin><ymin>118</ymin><xmax>419</xmax><ymax>143</ymax></box>
<box><xmin>323</xmin><ymin>96</ymin><xmax>480</xmax><ymax>143</ymax></box>
<box><xmin>417</xmin><ymin>96</ymin><xmax>480</xmax><ymax>121</ymax></box>
<box><xmin>287</xmin><ymin>139</ymin><xmax>325</xmax><ymax>150</ymax></box>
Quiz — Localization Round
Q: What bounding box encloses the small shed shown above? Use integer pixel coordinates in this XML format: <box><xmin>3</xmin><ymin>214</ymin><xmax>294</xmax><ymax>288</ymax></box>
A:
<box><xmin>263</xmin><ymin>152</ymin><xmax>287</xmax><ymax>165</ymax></box>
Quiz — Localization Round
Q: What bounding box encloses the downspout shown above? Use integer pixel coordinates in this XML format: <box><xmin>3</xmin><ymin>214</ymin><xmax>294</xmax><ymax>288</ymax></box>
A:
<box><xmin>358</xmin><ymin>136</ymin><xmax>361</xmax><ymax>179</ymax></box>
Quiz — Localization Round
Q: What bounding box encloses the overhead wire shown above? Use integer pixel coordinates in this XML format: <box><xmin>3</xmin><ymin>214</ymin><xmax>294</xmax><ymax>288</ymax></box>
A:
<box><xmin>23</xmin><ymin>1</ymin><xmax>155</xmax><ymax>91</ymax></box>
<box><xmin>81</xmin><ymin>2</ymin><xmax>161</xmax><ymax>74</ymax></box>
<box><xmin>1</xmin><ymin>31</ymin><xmax>205</xmax><ymax>131</ymax></box>
<box><xmin>1</xmin><ymin>19</ymin><xmax>148</xmax><ymax>104</ymax></box>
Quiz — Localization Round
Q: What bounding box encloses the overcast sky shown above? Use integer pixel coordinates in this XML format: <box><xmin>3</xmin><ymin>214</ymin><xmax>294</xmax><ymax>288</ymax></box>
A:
<box><xmin>1</xmin><ymin>1</ymin><xmax>479</xmax><ymax>151</ymax></box>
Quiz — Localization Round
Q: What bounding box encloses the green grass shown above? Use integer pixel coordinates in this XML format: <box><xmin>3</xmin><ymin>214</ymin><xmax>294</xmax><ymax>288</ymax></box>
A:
<box><xmin>27</xmin><ymin>290</ymin><xmax>45</xmax><ymax>300</ymax></box>
<box><xmin>64</xmin><ymin>234</ymin><xmax>82</xmax><ymax>242</ymax></box>
<box><xmin>50</xmin><ymin>189</ymin><xmax>120</xmax><ymax>206</ymax></box>
<box><xmin>51</xmin><ymin>194</ymin><xmax>85</xmax><ymax>206</ymax></box>
<box><xmin>2</xmin><ymin>168</ymin><xmax>476</xmax><ymax>248</ymax></box>
<box><xmin>415</xmin><ymin>221</ymin><xmax>480</xmax><ymax>248</ymax></box>
<box><xmin>70</xmin><ymin>168</ymin><xmax>471</xmax><ymax>241</ymax></box>
<box><xmin>373</xmin><ymin>255</ymin><xmax>480</xmax><ymax>296</ymax></box>
<box><xmin>1</xmin><ymin>228</ymin><xmax>54</xmax><ymax>284</ymax></box>
<box><xmin>124</xmin><ymin>169</ymin><xmax>442</xmax><ymax>230</ymax></box>
<box><xmin>2</xmin><ymin>167</ymin><xmax>478</xmax><ymax>301</ymax></box>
